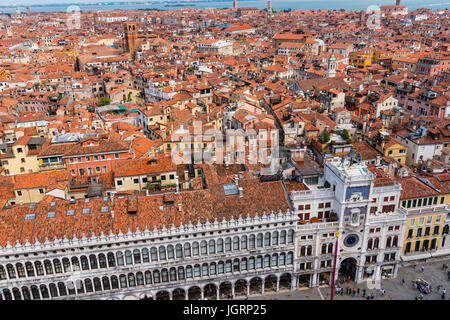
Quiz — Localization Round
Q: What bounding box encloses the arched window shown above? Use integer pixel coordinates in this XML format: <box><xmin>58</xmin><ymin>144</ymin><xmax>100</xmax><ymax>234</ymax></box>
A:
<box><xmin>98</xmin><ymin>254</ymin><xmax>107</xmax><ymax>268</ymax></box>
<box><xmin>241</xmin><ymin>258</ymin><xmax>248</xmax><ymax>270</ymax></box>
<box><xmin>16</xmin><ymin>263</ymin><xmax>25</xmax><ymax>278</ymax></box>
<box><xmin>257</xmin><ymin>233</ymin><xmax>263</xmax><ymax>247</ymax></box>
<box><xmin>307</xmin><ymin>245</ymin><xmax>312</xmax><ymax>256</ymax></box>
<box><xmin>80</xmin><ymin>256</ymin><xmax>89</xmax><ymax>270</ymax></box>
<box><xmin>194</xmin><ymin>264</ymin><xmax>201</xmax><ymax>277</ymax></box>
<box><xmin>178</xmin><ymin>267</ymin><xmax>185</xmax><ymax>280</ymax></box>
<box><xmin>107</xmin><ymin>252</ymin><xmax>116</xmax><ymax>268</ymax></box>
<box><xmin>40</xmin><ymin>285</ymin><xmax>49</xmax><ymax>299</ymax></box>
<box><xmin>169</xmin><ymin>268</ymin><xmax>177</xmax><ymax>281</ymax></box>
<box><xmin>374</xmin><ymin>238</ymin><xmax>379</xmax><ymax>249</ymax></box>
<box><xmin>93</xmin><ymin>278</ymin><xmax>102</xmax><ymax>292</ymax></box>
<box><xmin>142</xmin><ymin>248</ymin><xmax>149</xmax><ymax>263</ymax></box>
<box><xmin>264</xmin><ymin>232</ymin><xmax>271</xmax><ymax>247</ymax></box>
<box><xmin>192</xmin><ymin>242</ymin><xmax>199</xmax><ymax>256</ymax></box>
<box><xmin>57</xmin><ymin>282</ymin><xmax>67</xmax><ymax>296</ymax></box>
<box><xmin>153</xmin><ymin>270</ymin><xmax>161</xmax><ymax>283</ymax></box>
<box><xmin>367</xmin><ymin>238</ymin><xmax>373</xmax><ymax>250</ymax></box>
<box><xmin>0</xmin><ymin>265</ymin><xmax>6</xmax><ymax>280</ymax></box>
<box><xmin>241</xmin><ymin>235</ymin><xmax>248</xmax><ymax>249</ymax></box>
<box><xmin>62</xmin><ymin>258</ymin><xmax>71</xmax><ymax>273</ymax></box>
<box><xmin>225</xmin><ymin>238</ymin><xmax>232</xmax><ymax>251</ymax></box>
<box><xmin>328</xmin><ymin>243</ymin><xmax>333</xmax><ymax>254</ymax></box>
<box><xmin>249</xmin><ymin>235</ymin><xmax>256</xmax><ymax>249</ymax></box>
<box><xmin>89</xmin><ymin>255</ymin><xmax>98</xmax><ymax>269</ymax></box>
<box><xmin>119</xmin><ymin>275</ymin><xmax>127</xmax><ymax>288</ymax></box>
<box><xmin>21</xmin><ymin>287</ymin><xmax>31</xmax><ymax>300</ymax></box>
<box><xmin>116</xmin><ymin>252</ymin><xmax>124</xmax><ymax>266</ymax></box>
<box><xmin>35</xmin><ymin>261</ymin><xmax>44</xmax><ymax>276</ymax></box>
<box><xmin>256</xmin><ymin>256</ymin><xmax>263</xmax><ymax>268</ymax></box>
<box><xmin>225</xmin><ymin>260</ymin><xmax>232</xmax><ymax>273</ymax></box>
<box><xmin>300</xmin><ymin>246</ymin><xmax>306</xmax><ymax>256</ymax></box>
<box><xmin>288</xmin><ymin>230</ymin><xmax>294</xmax><ymax>244</ymax></box>
<box><xmin>386</xmin><ymin>236</ymin><xmax>392</xmax><ymax>248</ymax></box>
<box><xmin>161</xmin><ymin>269</ymin><xmax>169</xmax><ymax>282</ymax></box>
<box><xmin>202</xmin><ymin>263</ymin><xmax>209</xmax><ymax>276</ymax></box>
<box><xmin>233</xmin><ymin>236</ymin><xmax>240</xmax><ymax>250</ymax></box>
<box><xmin>321</xmin><ymin>244</ymin><xmax>327</xmax><ymax>254</ymax></box>
<box><xmin>136</xmin><ymin>272</ymin><xmax>144</xmax><ymax>286</ymax></box>
<box><xmin>287</xmin><ymin>252</ymin><xmax>294</xmax><ymax>264</ymax></box>
<box><xmin>186</xmin><ymin>266</ymin><xmax>193</xmax><ymax>278</ymax></box>
<box><xmin>71</xmin><ymin>257</ymin><xmax>80</xmax><ymax>271</ymax></box>
<box><xmin>210</xmin><ymin>263</ymin><xmax>217</xmax><ymax>275</ymax></box>
<box><xmin>167</xmin><ymin>245</ymin><xmax>175</xmax><ymax>259</ymax></box>
<box><xmin>217</xmin><ymin>239</ymin><xmax>224</xmax><ymax>253</ymax></box>
<box><xmin>159</xmin><ymin>246</ymin><xmax>167</xmax><ymax>260</ymax></box>
<box><xmin>85</xmin><ymin>279</ymin><xmax>94</xmax><ymax>292</ymax></box>
<box><xmin>49</xmin><ymin>283</ymin><xmax>58</xmax><ymax>298</ymax></box>
<box><xmin>31</xmin><ymin>286</ymin><xmax>40</xmax><ymax>300</ymax></box>
<box><xmin>6</xmin><ymin>264</ymin><xmax>16</xmax><ymax>279</ymax></box>
<box><xmin>128</xmin><ymin>273</ymin><xmax>136</xmax><ymax>287</ymax></box>
<box><xmin>3</xmin><ymin>289</ymin><xmax>12</xmax><ymax>300</ymax></box>
<box><xmin>125</xmin><ymin>250</ymin><xmax>133</xmax><ymax>265</ymax></box>
<box><xmin>279</xmin><ymin>253</ymin><xmax>286</xmax><ymax>265</ymax></box>
<box><xmin>145</xmin><ymin>271</ymin><xmax>153</xmax><ymax>284</ymax></box>
<box><xmin>102</xmin><ymin>277</ymin><xmax>111</xmax><ymax>290</ymax></box>
<box><xmin>208</xmin><ymin>240</ymin><xmax>216</xmax><ymax>254</ymax></box>
<box><xmin>272</xmin><ymin>254</ymin><xmax>278</xmax><ymax>266</ymax></box>
<box><xmin>264</xmin><ymin>255</ymin><xmax>270</xmax><ymax>267</ymax></box>
<box><xmin>76</xmin><ymin>280</ymin><xmax>84</xmax><ymax>294</ymax></box>
<box><xmin>12</xmin><ymin>287</ymin><xmax>22</xmax><ymax>300</ymax></box>
<box><xmin>218</xmin><ymin>261</ymin><xmax>225</xmax><ymax>273</ymax></box>
<box><xmin>176</xmin><ymin>244</ymin><xmax>183</xmax><ymax>258</ymax></box>
<box><xmin>111</xmin><ymin>276</ymin><xmax>119</xmax><ymax>289</ymax></box>
<box><xmin>184</xmin><ymin>243</ymin><xmax>191</xmax><ymax>257</ymax></box>
<box><xmin>280</xmin><ymin>230</ymin><xmax>287</xmax><ymax>244</ymax></box>
<box><xmin>392</xmin><ymin>236</ymin><xmax>398</xmax><ymax>247</ymax></box>
<box><xmin>151</xmin><ymin>247</ymin><xmax>158</xmax><ymax>261</ymax></box>
<box><xmin>272</xmin><ymin>231</ymin><xmax>279</xmax><ymax>245</ymax></box>
<box><xmin>67</xmin><ymin>281</ymin><xmax>76</xmax><ymax>295</ymax></box>
<box><xmin>44</xmin><ymin>260</ymin><xmax>53</xmax><ymax>274</ymax></box>
<box><xmin>133</xmin><ymin>249</ymin><xmax>141</xmax><ymax>264</ymax></box>
<box><xmin>249</xmin><ymin>257</ymin><xmax>255</xmax><ymax>270</ymax></box>
<box><xmin>53</xmin><ymin>259</ymin><xmax>62</xmax><ymax>274</ymax></box>
<box><xmin>200</xmin><ymin>241</ymin><xmax>208</xmax><ymax>255</ymax></box>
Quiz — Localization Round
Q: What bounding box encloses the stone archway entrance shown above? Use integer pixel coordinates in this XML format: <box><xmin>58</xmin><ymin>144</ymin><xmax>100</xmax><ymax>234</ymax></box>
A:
<box><xmin>249</xmin><ymin>277</ymin><xmax>262</xmax><ymax>295</ymax></box>
<box><xmin>234</xmin><ymin>279</ymin><xmax>247</xmax><ymax>297</ymax></box>
<box><xmin>188</xmin><ymin>286</ymin><xmax>201</xmax><ymax>300</ymax></box>
<box><xmin>204</xmin><ymin>284</ymin><xmax>217</xmax><ymax>300</ymax></box>
<box><xmin>298</xmin><ymin>274</ymin><xmax>310</xmax><ymax>288</ymax></box>
<box><xmin>279</xmin><ymin>273</ymin><xmax>291</xmax><ymax>291</ymax></box>
<box><xmin>264</xmin><ymin>275</ymin><xmax>277</xmax><ymax>293</ymax></box>
<box><xmin>219</xmin><ymin>282</ymin><xmax>232</xmax><ymax>299</ymax></box>
<box><xmin>172</xmin><ymin>288</ymin><xmax>186</xmax><ymax>300</ymax></box>
<box><xmin>155</xmin><ymin>291</ymin><xmax>170</xmax><ymax>300</ymax></box>
<box><xmin>338</xmin><ymin>257</ymin><xmax>357</xmax><ymax>282</ymax></box>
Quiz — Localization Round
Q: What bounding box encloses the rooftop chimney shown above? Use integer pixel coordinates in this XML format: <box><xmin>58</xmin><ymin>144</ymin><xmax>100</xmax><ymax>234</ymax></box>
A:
<box><xmin>238</xmin><ymin>187</ymin><xmax>243</xmax><ymax>198</ymax></box>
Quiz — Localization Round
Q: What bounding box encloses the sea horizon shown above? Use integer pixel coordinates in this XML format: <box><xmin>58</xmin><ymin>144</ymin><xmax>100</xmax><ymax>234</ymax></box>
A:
<box><xmin>1</xmin><ymin>0</ymin><xmax>449</xmax><ymax>14</ymax></box>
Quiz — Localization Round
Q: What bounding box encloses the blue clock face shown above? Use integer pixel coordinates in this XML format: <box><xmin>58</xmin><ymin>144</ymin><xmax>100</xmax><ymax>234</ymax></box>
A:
<box><xmin>344</xmin><ymin>234</ymin><xmax>359</xmax><ymax>247</ymax></box>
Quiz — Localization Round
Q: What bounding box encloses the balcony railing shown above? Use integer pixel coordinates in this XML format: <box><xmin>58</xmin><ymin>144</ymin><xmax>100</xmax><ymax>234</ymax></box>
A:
<box><xmin>38</xmin><ymin>162</ymin><xmax>66</xmax><ymax>171</ymax></box>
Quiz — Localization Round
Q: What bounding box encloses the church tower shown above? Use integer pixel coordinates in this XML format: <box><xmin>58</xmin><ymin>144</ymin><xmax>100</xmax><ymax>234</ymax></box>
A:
<box><xmin>267</xmin><ymin>0</ymin><xmax>272</xmax><ymax>20</ymax></box>
<box><xmin>233</xmin><ymin>0</ymin><xmax>237</xmax><ymax>9</ymax></box>
<box><xmin>123</xmin><ymin>22</ymin><xmax>138</xmax><ymax>60</ymax></box>
<box><xmin>326</xmin><ymin>54</ymin><xmax>337</xmax><ymax>78</ymax></box>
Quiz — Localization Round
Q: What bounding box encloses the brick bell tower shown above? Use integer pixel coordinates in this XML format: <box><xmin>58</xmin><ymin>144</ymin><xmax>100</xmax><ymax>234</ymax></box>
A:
<box><xmin>124</xmin><ymin>22</ymin><xmax>138</xmax><ymax>60</ymax></box>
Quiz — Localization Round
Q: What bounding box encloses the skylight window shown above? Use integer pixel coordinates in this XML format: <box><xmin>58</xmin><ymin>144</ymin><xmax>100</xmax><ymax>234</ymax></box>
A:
<box><xmin>24</xmin><ymin>213</ymin><xmax>35</xmax><ymax>220</ymax></box>
<box><xmin>82</xmin><ymin>208</ymin><xmax>91</xmax><ymax>214</ymax></box>
<box><xmin>66</xmin><ymin>209</ymin><xmax>75</xmax><ymax>216</ymax></box>
<box><xmin>48</xmin><ymin>211</ymin><xmax>56</xmax><ymax>218</ymax></box>
<box><xmin>101</xmin><ymin>206</ymin><xmax>109</xmax><ymax>213</ymax></box>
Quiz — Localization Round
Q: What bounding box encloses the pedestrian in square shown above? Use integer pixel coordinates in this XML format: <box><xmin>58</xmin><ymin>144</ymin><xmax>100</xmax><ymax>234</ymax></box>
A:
<box><xmin>357</xmin><ymin>288</ymin><xmax>360</xmax><ymax>296</ymax></box>
<box><xmin>421</xmin><ymin>265</ymin><xmax>424</xmax><ymax>272</ymax></box>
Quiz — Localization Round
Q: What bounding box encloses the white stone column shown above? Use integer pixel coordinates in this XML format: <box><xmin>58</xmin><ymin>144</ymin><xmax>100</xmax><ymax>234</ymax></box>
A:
<box><xmin>201</xmin><ymin>288</ymin><xmax>204</xmax><ymax>300</ymax></box>
<box><xmin>246</xmin><ymin>283</ymin><xmax>250</xmax><ymax>297</ymax></box>
<box><xmin>185</xmin><ymin>290</ymin><xmax>188</xmax><ymax>300</ymax></box>
<box><xmin>231</xmin><ymin>282</ymin><xmax>235</xmax><ymax>299</ymax></box>
<box><xmin>291</xmin><ymin>274</ymin><xmax>297</xmax><ymax>290</ymax></box>
<box><xmin>311</xmin><ymin>273</ymin><xmax>318</xmax><ymax>287</ymax></box>
<box><xmin>276</xmin><ymin>276</ymin><xmax>280</xmax><ymax>292</ymax></box>
<box><xmin>216</xmin><ymin>286</ymin><xmax>220</xmax><ymax>300</ymax></box>
<box><xmin>261</xmin><ymin>280</ymin><xmax>265</xmax><ymax>295</ymax></box>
